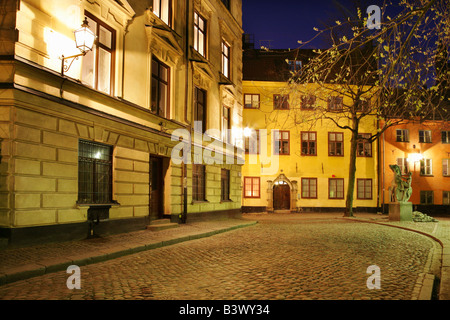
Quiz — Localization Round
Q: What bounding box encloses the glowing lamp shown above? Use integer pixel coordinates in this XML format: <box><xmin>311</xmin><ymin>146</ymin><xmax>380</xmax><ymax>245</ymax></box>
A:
<box><xmin>408</xmin><ymin>152</ymin><xmax>423</xmax><ymax>162</ymax></box>
<box><xmin>243</xmin><ymin>127</ymin><xmax>252</xmax><ymax>137</ymax></box>
<box><xmin>61</xmin><ymin>18</ymin><xmax>96</xmax><ymax>76</ymax></box>
<box><xmin>74</xmin><ymin>18</ymin><xmax>96</xmax><ymax>54</ymax></box>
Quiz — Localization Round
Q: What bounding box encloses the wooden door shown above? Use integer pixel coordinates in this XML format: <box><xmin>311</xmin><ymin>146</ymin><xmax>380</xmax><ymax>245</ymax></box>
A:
<box><xmin>149</xmin><ymin>156</ymin><xmax>164</xmax><ymax>220</ymax></box>
<box><xmin>273</xmin><ymin>184</ymin><xmax>290</xmax><ymax>210</ymax></box>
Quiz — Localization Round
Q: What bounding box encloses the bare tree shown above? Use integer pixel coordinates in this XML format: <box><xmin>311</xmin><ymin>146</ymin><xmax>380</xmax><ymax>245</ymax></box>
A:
<box><xmin>268</xmin><ymin>0</ymin><xmax>449</xmax><ymax>216</ymax></box>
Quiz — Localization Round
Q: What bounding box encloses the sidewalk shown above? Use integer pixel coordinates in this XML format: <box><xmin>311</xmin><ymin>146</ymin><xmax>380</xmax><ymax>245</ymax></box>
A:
<box><xmin>1</xmin><ymin>213</ymin><xmax>449</xmax><ymax>300</ymax></box>
<box><xmin>0</xmin><ymin>218</ymin><xmax>257</xmax><ymax>287</ymax></box>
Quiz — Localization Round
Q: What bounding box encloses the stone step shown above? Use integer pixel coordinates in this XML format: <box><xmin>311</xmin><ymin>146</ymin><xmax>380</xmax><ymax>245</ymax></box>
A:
<box><xmin>146</xmin><ymin>219</ymin><xmax>179</xmax><ymax>231</ymax></box>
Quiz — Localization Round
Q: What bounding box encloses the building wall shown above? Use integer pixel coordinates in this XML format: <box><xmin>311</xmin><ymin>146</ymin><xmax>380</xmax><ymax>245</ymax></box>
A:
<box><xmin>241</xmin><ymin>80</ymin><xmax>379</xmax><ymax>212</ymax></box>
<box><xmin>0</xmin><ymin>0</ymin><xmax>243</xmax><ymax>246</ymax></box>
<box><xmin>380</xmin><ymin>120</ymin><xmax>450</xmax><ymax>213</ymax></box>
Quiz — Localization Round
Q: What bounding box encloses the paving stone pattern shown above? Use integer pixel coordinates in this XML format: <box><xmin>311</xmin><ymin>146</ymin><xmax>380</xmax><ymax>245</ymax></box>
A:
<box><xmin>0</xmin><ymin>216</ymin><xmax>435</xmax><ymax>300</ymax></box>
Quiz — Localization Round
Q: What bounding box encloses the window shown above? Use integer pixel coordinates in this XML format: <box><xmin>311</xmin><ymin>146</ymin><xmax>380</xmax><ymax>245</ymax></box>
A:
<box><xmin>220</xmin><ymin>0</ymin><xmax>230</xmax><ymax>10</ymax></box>
<box><xmin>357</xmin><ymin>179</ymin><xmax>372</xmax><ymax>200</ymax></box>
<box><xmin>82</xmin><ymin>12</ymin><xmax>116</xmax><ymax>95</ymax></box>
<box><xmin>274</xmin><ymin>130</ymin><xmax>290</xmax><ymax>155</ymax></box>
<box><xmin>443</xmin><ymin>159</ymin><xmax>449</xmax><ymax>176</ymax></box>
<box><xmin>153</xmin><ymin>0</ymin><xmax>172</xmax><ymax>26</ymax></box>
<box><xmin>244</xmin><ymin>94</ymin><xmax>260</xmax><ymax>109</ymax></box>
<box><xmin>221</xmin><ymin>169</ymin><xmax>230</xmax><ymax>201</ymax></box>
<box><xmin>301</xmin><ymin>178</ymin><xmax>317</xmax><ymax>199</ymax></box>
<box><xmin>194</xmin><ymin>12</ymin><xmax>206</xmax><ymax>57</ymax></box>
<box><xmin>328</xmin><ymin>96</ymin><xmax>343</xmax><ymax>111</ymax></box>
<box><xmin>357</xmin><ymin>99</ymin><xmax>370</xmax><ymax>113</ymax></box>
<box><xmin>328</xmin><ymin>132</ymin><xmax>344</xmax><ymax>156</ymax></box>
<box><xmin>244</xmin><ymin>177</ymin><xmax>260</xmax><ymax>198</ymax></box>
<box><xmin>301</xmin><ymin>95</ymin><xmax>315</xmax><ymax>110</ymax></box>
<box><xmin>420</xmin><ymin>191</ymin><xmax>434</xmax><ymax>205</ymax></box>
<box><xmin>442</xmin><ymin>131</ymin><xmax>450</xmax><ymax>143</ymax></box>
<box><xmin>301</xmin><ymin>132</ymin><xmax>317</xmax><ymax>156</ymax></box>
<box><xmin>396</xmin><ymin>129</ymin><xmax>409</xmax><ymax>142</ymax></box>
<box><xmin>396</xmin><ymin>158</ymin><xmax>409</xmax><ymax>174</ymax></box>
<box><xmin>274</xmin><ymin>94</ymin><xmax>289</xmax><ymax>109</ymax></box>
<box><xmin>151</xmin><ymin>57</ymin><xmax>170</xmax><ymax>118</ymax></box>
<box><xmin>222</xmin><ymin>106</ymin><xmax>231</xmax><ymax>144</ymax></box>
<box><xmin>78</xmin><ymin>140</ymin><xmax>113</xmax><ymax>204</ymax></box>
<box><xmin>244</xmin><ymin>129</ymin><xmax>259</xmax><ymax>154</ymax></box>
<box><xmin>420</xmin><ymin>158</ymin><xmax>432</xmax><ymax>175</ymax></box>
<box><xmin>192</xmin><ymin>164</ymin><xmax>206</xmax><ymax>201</ymax></box>
<box><xmin>288</xmin><ymin>60</ymin><xmax>302</xmax><ymax>72</ymax></box>
<box><xmin>444</xmin><ymin>191</ymin><xmax>450</xmax><ymax>205</ymax></box>
<box><xmin>329</xmin><ymin>178</ymin><xmax>344</xmax><ymax>199</ymax></box>
<box><xmin>221</xmin><ymin>41</ymin><xmax>230</xmax><ymax>78</ymax></box>
<box><xmin>194</xmin><ymin>87</ymin><xmax>206</xmax><ymax>133</ymax></box>
<box><xmin>419</xmin><ymin>130</ymin><xmax>432</xmax><ymax>143</ymax></box>
<box><xmin>357</xmin><ymin>133</ymin><xmax>372</xmax><ymax>157</ymax></box>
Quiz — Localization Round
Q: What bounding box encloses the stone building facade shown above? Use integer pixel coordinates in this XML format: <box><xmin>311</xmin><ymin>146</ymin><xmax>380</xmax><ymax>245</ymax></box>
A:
<box><xmin>0</xmin><ymin>0</ymin><xmax>243</xmax><ymax>246</ymax></box>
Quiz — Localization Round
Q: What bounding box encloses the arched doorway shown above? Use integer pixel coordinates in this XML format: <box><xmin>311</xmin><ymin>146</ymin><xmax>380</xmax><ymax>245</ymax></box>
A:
<box><xmin>273</xmin><ymin>181</ymin><xmax>290</xmax><ymax>210</ymax></box>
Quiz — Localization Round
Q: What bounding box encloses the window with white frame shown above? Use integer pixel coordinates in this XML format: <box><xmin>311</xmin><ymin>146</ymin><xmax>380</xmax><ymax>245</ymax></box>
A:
<box><xmin>396</xmin><ymin>158</ymin><xmax>409</xmax><ymax>174</ymax></box>
<box><xmin>221</xmin><ymin>40</ymin><xmax>230</xmax><ymax>79</ymax></box>
<box><xmin>396</xmin><ymin>129</ymin><xmax>409</xmax><ymax>142</ymax></box>
<box><xmin>420</xmin><ymin>158</ymin><xmax>432</xmax><ymax>175</ymax></box>
<box><xmin>443</xmin><ymin>159</ymin><xmax>449</xmax><ymax>176</ymax></box>
<box><xmin>419</xmin><ymin>130</ymin><xmax>432</xmax><ymax>143</ymax></box>
<box><xmin>442</xmin><ymin>131</ymin><xmax>450</xmax><ymax>144</ymax></box>
<box><xmin>420</xmin><ymin>191</ymin><xmax>433</xmax><ymax>205</ymax></box>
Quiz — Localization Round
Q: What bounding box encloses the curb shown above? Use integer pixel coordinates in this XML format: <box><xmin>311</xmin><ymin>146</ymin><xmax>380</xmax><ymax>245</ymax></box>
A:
<box><xmin>0</xmin><ymin>221</ymin><xmax>258</xmax><ymax>287</ymax></box>
<box><xmin>345</xmin><ymin>217</ymin><xmax>443</xmax><ymax>300</ymax></box>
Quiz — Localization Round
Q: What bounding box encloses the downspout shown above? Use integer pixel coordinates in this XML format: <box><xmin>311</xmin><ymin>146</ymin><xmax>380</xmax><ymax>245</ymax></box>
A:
<box><xmin>180</xmin><ymin>0</ymin><xmax>190</xmax><ymax>224</ymax></box>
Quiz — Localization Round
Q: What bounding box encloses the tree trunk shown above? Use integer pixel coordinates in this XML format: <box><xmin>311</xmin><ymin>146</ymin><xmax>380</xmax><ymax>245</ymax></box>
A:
<box><xmin>344</xmin><ymin>119</ymin><xmax>359</xmax><ymax>217</ymax></box>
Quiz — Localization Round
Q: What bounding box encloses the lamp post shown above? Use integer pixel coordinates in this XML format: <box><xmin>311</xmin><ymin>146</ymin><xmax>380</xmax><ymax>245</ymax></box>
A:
<box><xmin>61</xmin><ymin>17</ymin><xmax>95</xmax><ymax>76</ymax></box>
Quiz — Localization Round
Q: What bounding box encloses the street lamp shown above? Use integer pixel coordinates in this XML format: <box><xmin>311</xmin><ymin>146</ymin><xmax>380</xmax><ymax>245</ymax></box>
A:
<box><xmin>61</xmin><ymin>18</ymin><xmax>95</xmax><ymax>76</ymax></box>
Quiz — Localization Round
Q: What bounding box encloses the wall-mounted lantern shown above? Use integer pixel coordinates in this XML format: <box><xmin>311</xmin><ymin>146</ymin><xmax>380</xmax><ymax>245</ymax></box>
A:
<box><xmin>61</xmin><ymin>18</ymin><xmax>96</xmax><ymax>76</ymax></box>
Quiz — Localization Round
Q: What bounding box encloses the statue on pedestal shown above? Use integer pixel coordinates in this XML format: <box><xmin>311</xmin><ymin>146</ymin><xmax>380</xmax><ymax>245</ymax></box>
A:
<box><xmin>389</xmin><ymin>164</ymin><xmax>412</xmax><ymax>202</ymax></box>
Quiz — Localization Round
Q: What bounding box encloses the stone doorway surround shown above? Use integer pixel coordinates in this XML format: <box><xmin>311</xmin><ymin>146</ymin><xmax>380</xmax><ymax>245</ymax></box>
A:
<box><xmin>266</xmin><ymin>173</ymin><xmax>298</xmax><ymax>213</ymax></box>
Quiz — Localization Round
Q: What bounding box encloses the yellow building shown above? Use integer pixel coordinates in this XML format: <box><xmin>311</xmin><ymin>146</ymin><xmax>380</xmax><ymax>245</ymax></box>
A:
<box><xmin>241</xmin><ymin>49</ymin><xmax>378</xmax><ymax>213</ymax></box>
<box><xmin>0</xmin><ymin>0</ymin><xmax>244</xmax><ymax>247</ymax></box>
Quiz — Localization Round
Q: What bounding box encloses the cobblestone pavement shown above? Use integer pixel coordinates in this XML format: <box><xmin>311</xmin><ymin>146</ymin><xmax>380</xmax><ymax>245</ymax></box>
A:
<box><xmin>0</xmin><ymin>214</ymin><xmax>438</xmax><ymax>300</ymax></box>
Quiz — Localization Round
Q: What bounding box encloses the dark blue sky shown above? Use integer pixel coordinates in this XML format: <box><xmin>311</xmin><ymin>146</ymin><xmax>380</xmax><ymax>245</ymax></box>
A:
<box><xmin>242</xmin><ymin>0</ymin><xmax>385</xmax><ymax>49</ymax></box>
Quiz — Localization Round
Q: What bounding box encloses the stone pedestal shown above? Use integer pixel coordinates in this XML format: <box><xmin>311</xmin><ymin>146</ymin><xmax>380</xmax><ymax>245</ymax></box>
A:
<box><xmin>389</xmin><ymin>202</ymin><xmax>413</xmax><ymax>221</ymax></box>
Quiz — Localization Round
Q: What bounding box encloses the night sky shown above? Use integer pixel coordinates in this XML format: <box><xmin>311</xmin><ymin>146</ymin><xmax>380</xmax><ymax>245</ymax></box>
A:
<box><xmin>242</xmin><ymin>0</ymin><xmax>384</xmax><ymax>49</ymax></box>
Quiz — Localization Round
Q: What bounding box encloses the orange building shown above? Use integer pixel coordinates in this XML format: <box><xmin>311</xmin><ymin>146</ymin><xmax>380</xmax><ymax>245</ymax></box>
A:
<box><xmin>379</xmin><ymin>119</ymin><xmax>450</xmax><ymax>215</ymax></box>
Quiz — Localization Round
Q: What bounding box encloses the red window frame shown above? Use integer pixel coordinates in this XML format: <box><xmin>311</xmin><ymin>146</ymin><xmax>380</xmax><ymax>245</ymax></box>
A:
<box><xmin>328</xmin><ymin>132</ymin><xmax>344</xmax><ymax>156</ymax></box>
<box><xmin>301</xmin><ymin>131</ymin><xmax>317</xmax><ymax>156</ymax></box>
<box><xmin>274</xmin><ymin>130</ymin><xmax>290</xmax><ymax>155</ymax></box>
<box><xmin>357</xmin><ymin>179</ymin><xmax>372</xmax><ymax>200</ymax></box>
<box><xmin>329</xmin><ymin>178</ymin><xmax>344</xmax><ymax>199</ymax></box>
<box><xmin>301</xmin><ymin>178</ymin><xmax>317</xmax><ymax>199</ymax></box>
<box><xmin>273</xmin><ymin>94</ymin><xmax>289</xmax><ymax>110</ymax></box>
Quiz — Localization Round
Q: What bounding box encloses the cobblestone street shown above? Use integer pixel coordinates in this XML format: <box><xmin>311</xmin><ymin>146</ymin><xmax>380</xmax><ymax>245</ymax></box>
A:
<box><xmin>0</xmin><ymin>214</ymin><xmax>439</xmax><ymax>300</ymax></box>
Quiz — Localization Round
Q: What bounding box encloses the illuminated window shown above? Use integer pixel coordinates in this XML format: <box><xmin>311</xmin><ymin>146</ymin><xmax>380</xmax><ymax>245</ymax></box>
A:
<box><xmin>244</xmin><ymin>177</ymin><xmax>260</xmax><ymax>198</ymax></box>
<box><xmin>442</xmin><ymin>131</ymin><xmax>450</xmax><ymax>143</ymax></box>
<box><xmin>244</xmin><ymin>94</ymin><xmax>260</xmax><ymax>109</ymax></box>
<box><xmin>221</xmin><ymin>41</ymin><xmax>230</xmax><ymax>78</ymax></box>
<box><xmin>396</xmin><ymin>129</ymin><xmax>409</xmax><ymax>142</ymax></box>
<box><xmin>301</xmin><ymin>132</ymin><xmax>316</xmax><ymax>156</ymax></box>
<box><xmin>443</xmin><ymin>159</ymin><xmax>449</xmax><ymax>176</ymax></box>
<box><xmin>288</xmin><ymin>60</ymin><xmax>302</xmax><ymax>72</ymax></box>
<box><xmin>302</xmin><ymin>178</ymin><xmax>317</xmax><ymax>199</ymax></box>
<box><xmin>81</xmin><ymin>12</ymin><xmax>115</xmax><ymax>95</ymax></box>
<box><xmin>419</xmin><ymin>130</ymin><xmax>432</xmax><ymax>143</ymax></box>
<box><xmin>153</xmin><ymin>0</ymin><xmax>172</xmax><ymax>26</ymax></box>
<box><xmin>244</xmin><ymin>129</ymin><xmax>259</xmax><ymax>154</ymax></box>
<box><xmin>357</xmin><ymin>179</ymin><xmax>372</xmax><ymax>200</ymax></box>
<box><xmin>396</xmin><ymin>158</ymin><xmax>409</xmax><ymax>174</ymax></box>
<box><xmin>274</xmin><ymin>130</ymin><xmax>290</xmax><ymax>155</ymax></box>
<box><xmin>420</xmin><ymin>158</ymin><xmax>432</xmax><ymax>176</ymax></box>
<box><xmin>194</xmin><ymin>12</ymin><xmax>206</xmax><ymax>57</ymax></box>
<box><xmin>78</xmin><ymin>140</ymin><xmax>113</xmax><ymax>204</ymax></box>
<box><xmin>357</xmin><ymin>133</ymin><xmax>372</xmax><ymax>157</ymax></box>
<box><xmin>329</xmin><ymin>178</ymin><xmax>344</xmax><ymax>199</ymax></box>
<box><xmin>328</xmin><ymin>132</ymin><xmax>344</xmax><ymax>156</ymax></box>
